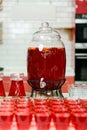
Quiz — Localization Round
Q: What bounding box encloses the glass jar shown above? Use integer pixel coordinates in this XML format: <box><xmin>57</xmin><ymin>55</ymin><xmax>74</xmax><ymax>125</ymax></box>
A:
<box><xmin>27</xmin><ymin>22</ymin><xmax>66</xmax><ymax>95</ymax></box>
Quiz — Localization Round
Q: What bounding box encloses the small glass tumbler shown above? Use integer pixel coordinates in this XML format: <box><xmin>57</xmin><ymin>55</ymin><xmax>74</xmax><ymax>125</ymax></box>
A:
<box><xmin>8</xmin><ymin>73</ymin><xmax>26</xmax><ymax>96</ymax></box>
<box><xmin>35</xmin><ymin>111</ymin><xmax>51</xmax><ymax>130</ymax></box>
<box><xmin>71</xmin><ymin>112</ymin><xmax>87</xmax><ymax>130</ymax></box>
<box><xmin>53</xmin><ymin>112</ymin><xmax>71</xmax><ymax>130</ymax></box>
<box><xmin>0</xmin><ymin>73</ymin><xmax>5</xmax><ymax>96</ymax></box>
<box><xmin>68</xmin><ymin>84</ymin><xmax>87</xmax><ymax>99</ymax></box>
<box><xmin>81</xmin><ymin>84</ymin><xmax>87</xmax><ymax>99</ymax></box>
<box><xmin>68</xmin><ymin>84</ymin><xmax>82</xmax><ymax>99</ymax></box>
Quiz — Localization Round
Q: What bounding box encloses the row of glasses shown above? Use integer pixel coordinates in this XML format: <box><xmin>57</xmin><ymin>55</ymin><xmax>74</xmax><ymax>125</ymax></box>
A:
<box><xmin>34</xmin><ymin>98</ymin><xmax>51</xmax><ymax>130</ymax></box>
<box><xmin>15</xmin><ymin>97</ymin><xmax>33</xmax><ymax>130</ymax></box>
<box><xmin>0</xmin><ymin>97</ymin><xmax>34</xmax><ymax>130</ymax></box>
<box><xmin>33</xmin><ymin>98</ymin><xmax>87</xmax><ymax>130</ymax></box>
<box><xmin>49</xmin><ymin>98</ymin><xmax>71</xmax><ymax>130</ymax></box>
<box><xmin>64</xmin><ymin>99</ymin><xmax>87</xmax><ymax>130</ymax></box>
<box><xmin>33</xmin><ymin>98</ymin><xmax>70</xmax><ymax>130</ymax></box>
<box><xmin>0</xmin><ymin>73</ymin><xmax>26</xmax><ymax>97</ymax></box>
<box><xmin>0</xmin><ymin>97</ymin><xmax>87</xmax><ymax>130</ymax></box>
<box><xmin>0</xmin><ymin>97</ymin><xmax>15</xmax><ymax>130</ymax></box>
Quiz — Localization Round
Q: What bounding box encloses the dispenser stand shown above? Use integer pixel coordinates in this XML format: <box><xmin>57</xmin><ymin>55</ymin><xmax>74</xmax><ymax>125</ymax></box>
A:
<box><xmin>27</xmin><ymin>79</ymin><xmax>66</xmax><ymax>98</ymax></box>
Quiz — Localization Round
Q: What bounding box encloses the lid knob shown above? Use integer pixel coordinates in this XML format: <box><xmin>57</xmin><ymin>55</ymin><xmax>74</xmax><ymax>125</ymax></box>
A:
<box><xmin>40</xmin><ymin>22</ymin><xmax>51</xmax><ymax>31</ymax></box>
<box><xmin>41</xmin><ymin>22</ymin><xmax>49</xmax><ymax>28</ymax></box>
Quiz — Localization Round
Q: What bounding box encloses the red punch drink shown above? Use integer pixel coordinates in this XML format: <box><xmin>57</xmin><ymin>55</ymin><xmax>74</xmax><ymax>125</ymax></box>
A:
<box><xmin>53</xmin><ymin>112</ymin><xmax>70</xmax><ymax>130</ymax></box>
<box><xmin>0</xmin><ymin>112</ymin><xmax>14</xmax><ymax>130</ymax></box>
<box><xmin>9</xmin><ymin>80</ymin><xmax>25</xmax><ymax>96</ymax></box>
<box><xmin>15</xmin><ymin>111</ymin><xmax>32</xmax><ymax>130</ymax></box>
<box><xmin>9</xmin><ymin>73</ymin><xmax>26</xmax><ymax>96</ymax></box>
<box><xmin>0</xmin><ymin>80</ymin><xmax>5</xmax><ymax>96</ymax></box>
<box><xmin>27</xmin><ymin>47</ymin><xmax>66</xmax><ymax>90</ymax></box>
<box><xmin>35</xmin><ymin>111</ymin><xmax>51</xmax><ymax>130</ymax></box>
<box><xmin>71</xmin><ymin>112</ymin><xmax>87</xmax><ymax>130</ymax></box>
<box><xmin>0</xmin><ymin>73</ymin><xmax>5</xmax><ymax>96</ymax></box>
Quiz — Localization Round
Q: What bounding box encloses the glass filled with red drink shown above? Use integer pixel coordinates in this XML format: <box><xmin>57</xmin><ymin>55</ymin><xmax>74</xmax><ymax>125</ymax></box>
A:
<box><xmin>71</xmin><ymin>112</ymin><xmax>87</xmax><ymax>130</ymax></box>
<box><xmin>15</xmin><ymin>97</ymin><xmax>33</xmax><ymax>130</ymax></box>
<box><xmin>52</xmin><ymin>111</ymin><xmax>71</xmax><ymax>130</ymax></box>
<box><xmin>0</xmin><ymin>73</ymin><xmax>5</xmax><ymax>96</ymax></box>
<box><xmin>8</xmin><ymin>73</ymin><xmax>26</xmax><ymax>96</ymax></box>
<box><xmin>35</xmin><ymin>111</ymin><xmax>51</xmax><ymax>130</ymax></box>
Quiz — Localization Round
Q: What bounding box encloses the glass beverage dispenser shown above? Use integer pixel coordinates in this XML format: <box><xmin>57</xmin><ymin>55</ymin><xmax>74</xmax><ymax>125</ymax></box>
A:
<box><xmin>27</xmin><ymin>22</ymin><xmax>66</xmax><ymax>97</ymax></box>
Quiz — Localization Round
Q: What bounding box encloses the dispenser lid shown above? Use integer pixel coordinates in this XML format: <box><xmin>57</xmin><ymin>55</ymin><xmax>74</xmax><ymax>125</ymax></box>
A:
<box><xmin>32</xmin><ymin>22</ymin><xmax>61</xmax><ymax>42</ymax></box>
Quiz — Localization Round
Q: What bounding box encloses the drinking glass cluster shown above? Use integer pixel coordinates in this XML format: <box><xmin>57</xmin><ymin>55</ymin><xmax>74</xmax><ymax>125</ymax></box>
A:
<box><xmin>33</xmin><ymin>98</ymin><xmax>87</xmax><ymax>130</ymax></box>
<box><xmin>0</xmin><ymin>97</ymin><xmax>87</xmax><ymax>130</ymax></box>
<box><xmin>0</xmin><ymin>73</ymin><xmax>26</xmax><ymax>97</ymax></box>
<box><xmin>0</xmin><ymin>97</ymin><xmax>33</xmax><ymax>130</ymax></box>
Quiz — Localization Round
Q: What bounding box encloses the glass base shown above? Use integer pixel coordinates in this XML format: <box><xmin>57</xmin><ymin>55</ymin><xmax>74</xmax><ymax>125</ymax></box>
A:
<box><xmin>27</xmin><ymin>79</ymin><xmax>66</xmax><ymax>98</ymax></box>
